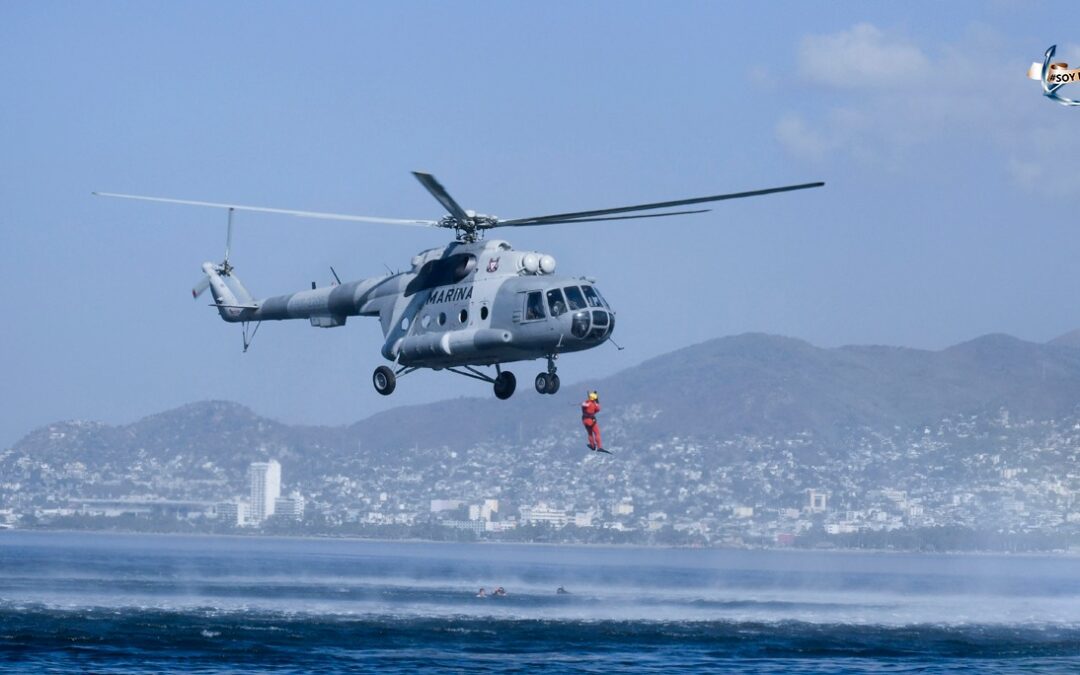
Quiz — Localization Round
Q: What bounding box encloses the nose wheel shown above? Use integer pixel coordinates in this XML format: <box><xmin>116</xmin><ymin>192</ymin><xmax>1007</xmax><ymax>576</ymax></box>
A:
<box><xmin>534</xmin><ymin>372</ymin><xmax>560</xmax><ymax>394</ymax></box>
<box><xmin>534</xmin><ymin>355</ymin><xmax>561</xmax><ymax>395</ymax></box>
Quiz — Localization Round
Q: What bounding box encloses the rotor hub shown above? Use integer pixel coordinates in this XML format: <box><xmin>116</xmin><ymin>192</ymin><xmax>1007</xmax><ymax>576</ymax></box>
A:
<box><xmin>440</xmin><ymin>214</ymin><xmax>500</xmax><ymax>242</ymax></box>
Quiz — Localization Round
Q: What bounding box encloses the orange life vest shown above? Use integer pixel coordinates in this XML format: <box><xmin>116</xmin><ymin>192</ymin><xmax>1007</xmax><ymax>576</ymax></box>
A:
<box><xmin>581</xmin><ymin>400</ymin><xmax>600</xmax><ymax>425</ymax></box>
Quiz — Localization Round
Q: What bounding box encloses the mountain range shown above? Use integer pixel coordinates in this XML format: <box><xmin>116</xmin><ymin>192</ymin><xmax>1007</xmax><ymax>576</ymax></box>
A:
<box><xmin>11</xmin><ymin>331</ymin><xmax>1080</xmax><ymax>482</ymax></box>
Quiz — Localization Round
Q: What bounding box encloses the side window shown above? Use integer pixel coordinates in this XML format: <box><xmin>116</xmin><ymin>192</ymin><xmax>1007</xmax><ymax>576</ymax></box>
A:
<box><xmin>546</xmin><ymin>288</ymin><xmax>567</xmax><ymax>317</ymax></box>
<box><xmin>582</xmin><ymin>285</ymin><xmax>603</xmax><ymax>308</ymax></box>
<box><xmin>525</xmin><ymin>291</ymin><xmax>546</xmax><ymax>321</ymax></box>
<box><xmin>564</xmin><ymin>286</ymin><xmax>587</xmax><ymax>311</ymax></box>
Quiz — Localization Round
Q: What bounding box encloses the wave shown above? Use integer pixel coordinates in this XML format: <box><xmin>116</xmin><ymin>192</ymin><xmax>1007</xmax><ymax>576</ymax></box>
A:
<box><xmin>4</xmin><ymin>605</ymin><xmax>1080</xmax><ymax>661</ymax></box>
<box><xmin>2</xmin><ymin>591</ymin><xmax>1078</xmax><ymax>632</ymax></box>
<box><xmin>4</xmin><ymin>536</ymin><xmax>1080</xmax><ymax>672</ymax></box>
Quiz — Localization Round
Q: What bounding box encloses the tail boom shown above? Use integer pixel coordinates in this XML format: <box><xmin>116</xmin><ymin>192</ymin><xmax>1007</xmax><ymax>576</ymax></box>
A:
<box><xmin>204</xmin><ymin>265</ymin><xmax>405</xmax><ymax>328</ymax></box>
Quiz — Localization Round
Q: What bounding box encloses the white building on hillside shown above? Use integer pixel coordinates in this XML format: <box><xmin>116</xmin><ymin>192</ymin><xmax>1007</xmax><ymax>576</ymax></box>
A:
<box><xmin>520</xmin><ymin>503</ymin><xmax>568</xmax><ymax>528</ymax></box>
<box><xmin>275</xmin><ymin>493</ymin><xmax>306</xmax><ymax>521</ymax></box>
<box><xmin>250</xmin><ymin>460</ymin><xmax>281</xmax><ymax>522</ymax></box>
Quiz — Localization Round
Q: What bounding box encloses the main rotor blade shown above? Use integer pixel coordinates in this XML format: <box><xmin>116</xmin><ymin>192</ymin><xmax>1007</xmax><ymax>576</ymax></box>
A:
<box><xmin>411</xmin><ymin>172</ymin><xmax>470</xmax><ymax>222</ymax></box>
<box><xmin>92</xmin><ymin>192</ymin><xmax>439</xmax><ymax>226</ymax></box>
<box><xmin>502</xmin><ymin>208</ymin><xmax>711</xmax><ymax>226</ymax></box>
<box><xmin>498</xmin><ymin>181</ymin><xmax>825</xmax><ymax>227</ymax></box>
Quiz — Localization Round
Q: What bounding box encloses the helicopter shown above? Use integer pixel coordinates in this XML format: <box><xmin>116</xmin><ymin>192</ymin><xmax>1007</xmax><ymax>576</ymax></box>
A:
<box><xmin>95</xmin><ymin>172</ymin><xmax>823</xmax><ymax>399</ymax></box>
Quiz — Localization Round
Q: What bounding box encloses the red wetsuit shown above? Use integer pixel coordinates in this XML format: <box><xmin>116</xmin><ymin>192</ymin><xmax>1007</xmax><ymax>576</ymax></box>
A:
<box><xmin>581</xmin><ymin>399</ymin><xmax>602</xmax><ymax>450</ymax></box>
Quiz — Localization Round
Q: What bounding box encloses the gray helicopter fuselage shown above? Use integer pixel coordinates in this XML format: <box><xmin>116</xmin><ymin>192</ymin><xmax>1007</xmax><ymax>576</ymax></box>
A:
<box><xmin>208</xmin><ymin>238</ymin><xmax>614</xmax><ymax>369</ymax></box>
<box><xmin>99</xmin><ymin>169</ymin><xmax>821</xmax><ymax>398</ymax></box>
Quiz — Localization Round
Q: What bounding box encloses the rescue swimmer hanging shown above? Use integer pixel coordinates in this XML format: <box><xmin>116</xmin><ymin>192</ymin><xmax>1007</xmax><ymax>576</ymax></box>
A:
<box><xmin>582</xmin><ymin>390</ymin><xmax>609</xmax><ymax>454</ymax></box>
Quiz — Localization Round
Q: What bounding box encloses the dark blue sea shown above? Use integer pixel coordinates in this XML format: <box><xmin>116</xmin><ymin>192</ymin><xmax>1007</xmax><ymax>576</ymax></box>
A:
<box><xmin>1</xmin><ymin>532</ymin><xmax>1078</xmax><ymax>673</ymax></box>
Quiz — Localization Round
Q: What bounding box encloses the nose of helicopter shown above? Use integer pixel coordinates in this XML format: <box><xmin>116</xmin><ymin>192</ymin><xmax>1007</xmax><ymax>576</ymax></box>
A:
<box><xmin>570</xmin><ymin>308</ymin><xmax>615</xmax><ymax>341</ymax></box>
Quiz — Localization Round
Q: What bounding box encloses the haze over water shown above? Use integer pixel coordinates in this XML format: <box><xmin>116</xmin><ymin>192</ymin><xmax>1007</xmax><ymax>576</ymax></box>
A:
<box><xmin>2</xmin><ymin>532</ymin><xmax>1078</xmax><ymax>673</ymax></box>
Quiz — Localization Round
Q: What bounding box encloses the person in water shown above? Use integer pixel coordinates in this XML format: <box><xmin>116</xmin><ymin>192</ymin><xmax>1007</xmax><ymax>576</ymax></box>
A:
<box><xmin>581</xmin><ymin>391</ymin><xmax>609</xmax><ymax>453</ymax></box>
<box><xmin>556</xmin><ymin>586</ymin><xmax>569</xmax><ymax>594</ymax></box>
<box><xmin>492</xmin><ymin>586</ymin><xmax>507</xmax><ymax>596</ymax></box>
<box><xmin>476</xmin><ymin>587</ymin><xmax>487</xmax><ymax>597</ymax></box>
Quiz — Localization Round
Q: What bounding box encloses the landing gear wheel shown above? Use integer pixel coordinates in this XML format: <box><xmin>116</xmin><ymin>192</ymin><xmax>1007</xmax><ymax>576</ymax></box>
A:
<box><xmin>539</xmin><ymin>354</ymin><xmax>560</xmax><ymax>395</ymax></box>
<box><xmin>534</xmin><ymin>373</ymin><xmax>550</xmax><ymax>394</ymax></box>
<box><xmin>533</xmin><ymin>372</ymin><xmax>561</xmax><ymax>395</ymax></box>
<box><xmin>373</xmin><ymin>365</ymin><xmax>396</xmax><ymax>396</ymax></box>
<box><xmin>494</xmin><ymin>371</ymin><xmax>516</xmax><ymax>400</ymax></box>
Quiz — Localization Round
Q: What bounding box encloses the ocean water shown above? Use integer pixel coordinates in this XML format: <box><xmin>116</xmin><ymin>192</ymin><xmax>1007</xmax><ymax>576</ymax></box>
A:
<box><xmin>1</xmin><ymin>532</ymin><xmax>1078</xmax><ymax>673</ymax></box>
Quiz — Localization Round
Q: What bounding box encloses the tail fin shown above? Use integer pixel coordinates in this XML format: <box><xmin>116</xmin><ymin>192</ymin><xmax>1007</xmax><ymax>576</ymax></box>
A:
<box><xmin>199</xmin><ymin>262</ymin><xmax>256</xmax><ymax>322</ymax></box>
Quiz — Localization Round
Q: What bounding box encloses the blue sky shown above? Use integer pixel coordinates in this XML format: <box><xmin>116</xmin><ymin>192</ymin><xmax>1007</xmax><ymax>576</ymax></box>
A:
<box><xmin>1</xmin><ymin>1</ymin><xmax>1077</xmax><ymax>446</ymax></box>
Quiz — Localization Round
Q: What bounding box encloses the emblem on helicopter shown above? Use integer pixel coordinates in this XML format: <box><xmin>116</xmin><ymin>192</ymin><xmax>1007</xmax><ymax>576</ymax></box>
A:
<box><xmin>95</xmin><ymin>171</ymin><xmax>823</xmax><ymax>400</ymax></box>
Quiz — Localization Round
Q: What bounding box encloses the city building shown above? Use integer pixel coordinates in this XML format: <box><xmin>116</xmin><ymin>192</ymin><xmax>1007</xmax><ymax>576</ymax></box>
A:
<box><xmin>807</xmin><ymin>489</ymin><xmax>828</xmax><ymax>513</ymax></box>
<box><xmin>442</xmin><ymin>519</ymin><xmax>486</xmax><ymax>535</ymax></box>
<box><xmin>250</xmin><ymin>460</ymin><xmax>281</xmax><ymax>522</ymax></box>
<box><xmin>216</xmin><ymin>501</ymin><xmax>249</xmax><ymax>526</ymax></box>
<box><xmin>467</xmin><ymin>499</ymin><xmax>499</xmax><ymax>521</ymax></box>
<box><xmin>73</xmin><ymin>498</ymin><xmax>215</xmax><ymax>519</ymax></box>
<box><xmin>573</xmin><ymin>511</ymin><xmax>595</xmax><ymax>527</ymax></box>
<box><xmin>520</xmin><ymin>502</ymin><xmax>568</xmax><ymax>527</ymax></box>
<box><xmin>430</xmin><ymin>499</ymin><xmax>464</xmax><ymax>513</ymax></box>
<box><xmin>274</xmin><ymin>493</ymin><xmax>306</xmax><ymax>521</ymax></box>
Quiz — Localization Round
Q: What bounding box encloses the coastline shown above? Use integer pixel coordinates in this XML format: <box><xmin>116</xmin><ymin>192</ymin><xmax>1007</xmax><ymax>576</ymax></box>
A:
<box><xmin>3</xmin><ymin>526</ymin><xmax>1076</xmax><ymax>558</ymax></box>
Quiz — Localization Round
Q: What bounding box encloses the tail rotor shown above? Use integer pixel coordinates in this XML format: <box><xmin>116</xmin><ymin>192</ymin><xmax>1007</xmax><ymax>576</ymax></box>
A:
<box><xmin>191</xmin><ymin>275</ymin><xmax>211</xmax><ymax>299</ymax></box>
<box><xmin>192</xmin><ymin>207</ymin><xmax>236</xmax><ymax>300</ymax></box>
<box><xmin>223</xmin><ymin>207</ymin><xmax>234</xmax><ymax>275</ymax></box>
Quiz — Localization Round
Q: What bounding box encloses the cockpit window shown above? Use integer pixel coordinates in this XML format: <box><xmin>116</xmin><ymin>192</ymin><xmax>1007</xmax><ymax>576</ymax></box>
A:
<box><xmin>564</xmin><ymin>286</ymin><xmax>587</xmax><ymax>311</ymax></box>
<box><xmin>547</xmin><ymin>289</ymin><xmax>567</xmax><ymax>317</ymax></box>
<box><xmin>582</xmin><ymin>285</ymin><xmax>604</xmax><ymax>308</ymax></box>
<box><xmin>525</xmin><ymin>291</ymin><xmax>546</xmax><ymax>320</ymax></box>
